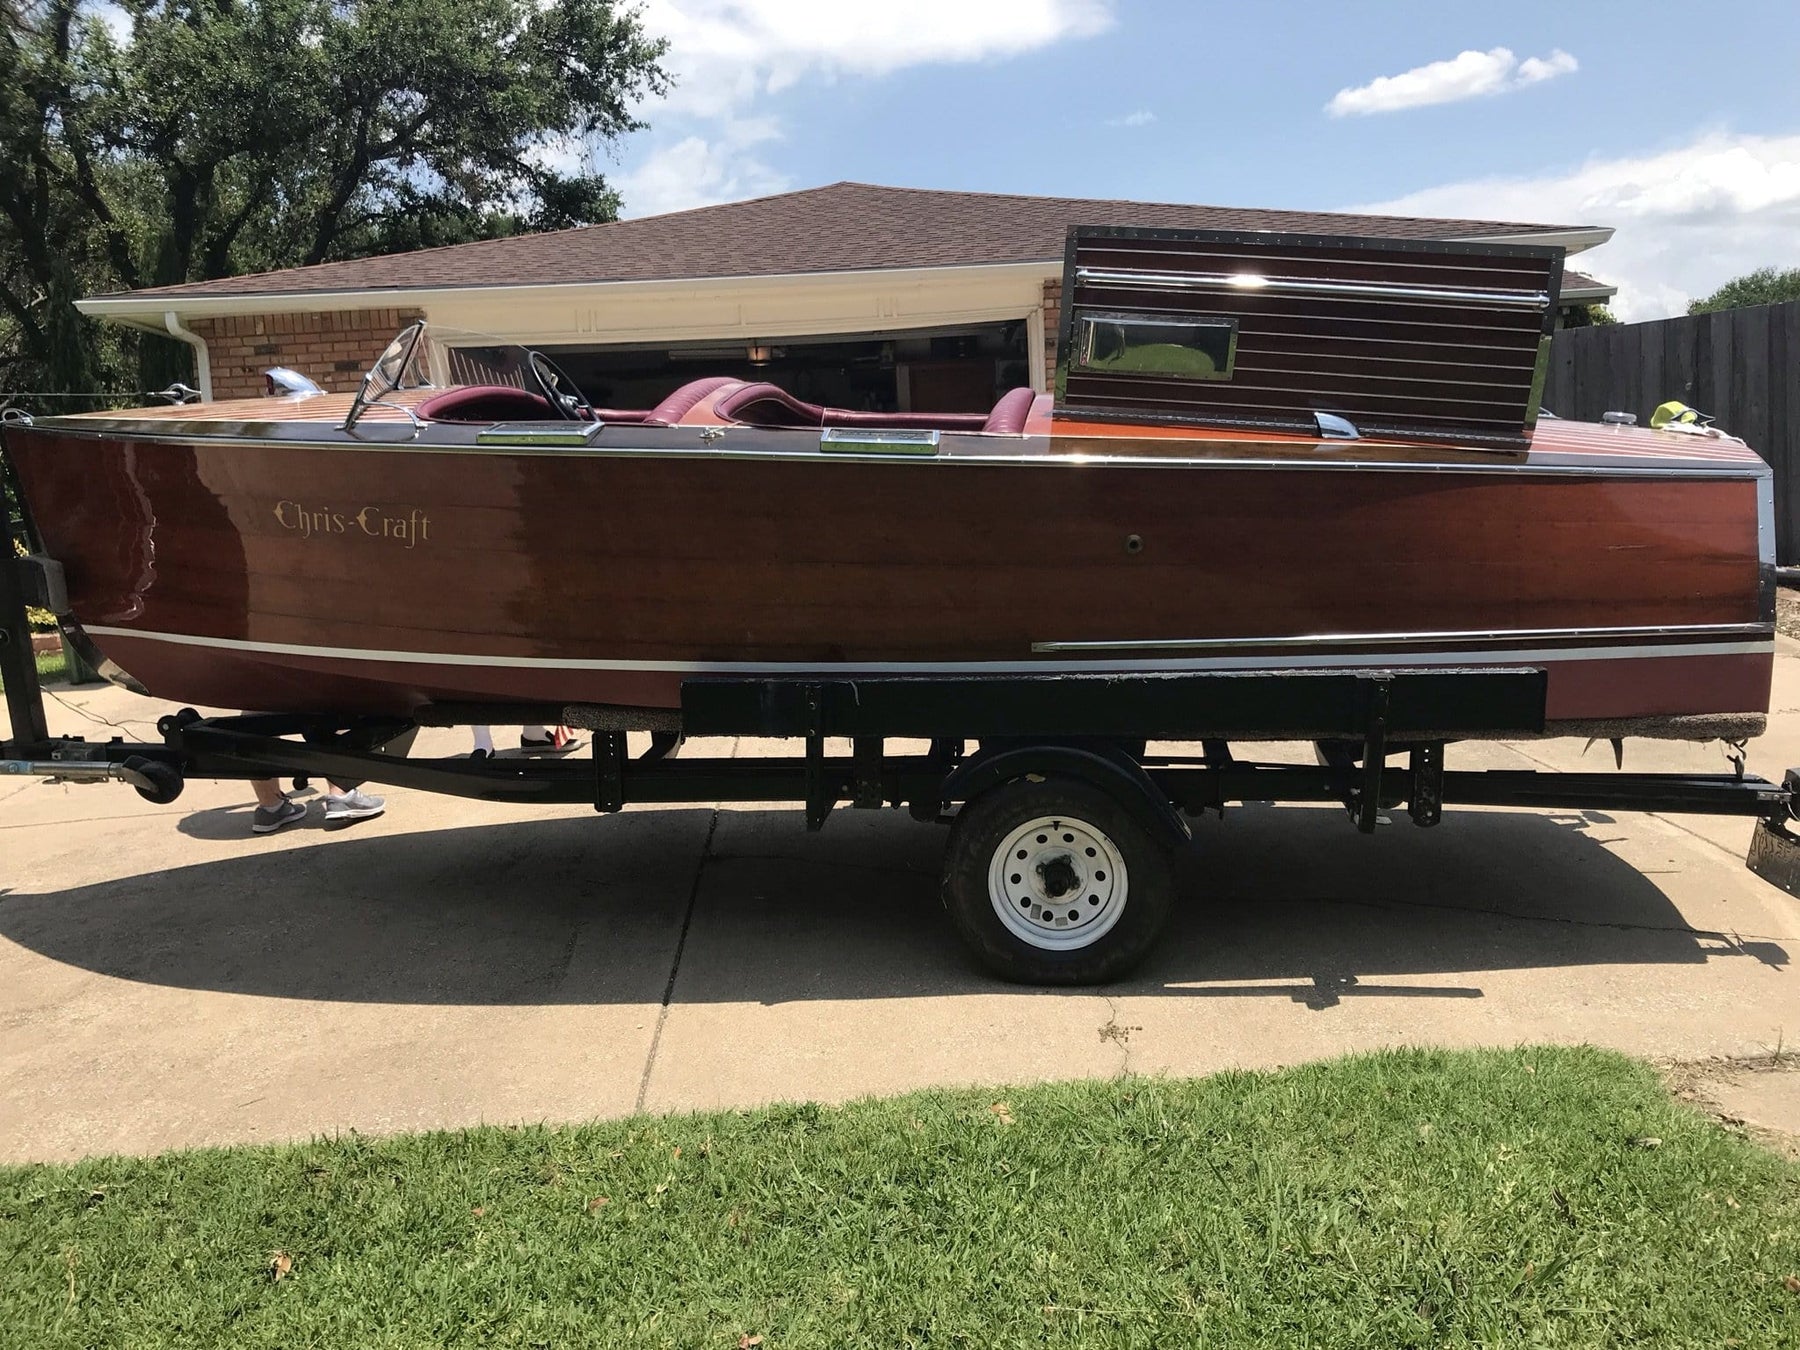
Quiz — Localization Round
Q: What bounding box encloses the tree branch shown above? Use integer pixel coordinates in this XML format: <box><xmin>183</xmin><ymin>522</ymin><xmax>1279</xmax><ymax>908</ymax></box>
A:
<box><xmin>0</xmin><ymin>274</ymin><xmax>47</xmax><ymax>352</ymax></box>
<box><xmin>201</xmin><ymin>177</ymin><xmax>271</xmax><ymax>277</ymax></box>
<box><xmin>304</xmin><ymin>107</ymin><xmax>374</xmax><ymax>265</ymax></box>
<box><xmin>54</xmin><ymin>137</ymin><xmax>142</xmax><ymax>291</ymax></box>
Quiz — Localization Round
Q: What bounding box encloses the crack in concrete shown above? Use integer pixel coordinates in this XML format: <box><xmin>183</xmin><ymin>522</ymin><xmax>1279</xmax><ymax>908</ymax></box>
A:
<box><xmin>634</xmin><ymin>808</ymin><xmax>719</xmax><ymax>1114</ymax></box>
<box><xmin>704</xmin><ymin>851</ymin><xmax>938</xmax><ymax>880</ymax></box>
<box><xmin>0</xmin><ymin>809</ymin><xmax>187</xmax><ymax>832</ymax></box>
<box><xmin>1499</xmin><ymin>741</ymin><xmax>1768</xmax><ymax>871</ymax></box>
<box><xmin>1271</xmin><ymin>889</ymin><xmax>1796</xmax><ymax>945</ymax></box>
<box><xmin>1642</xmin><ymin>808</ymin><xmax>1760</xmax><ymax>867</ymax></box>
<box><xmin>543</xmin><ymin>842</ymin><xmax>587</xmax><ymax>993</ymax></box>
<box><xmin>1097</xmin><ymin>996</ymin><xmax>1141</xmax><ymax>1077</ymax></box>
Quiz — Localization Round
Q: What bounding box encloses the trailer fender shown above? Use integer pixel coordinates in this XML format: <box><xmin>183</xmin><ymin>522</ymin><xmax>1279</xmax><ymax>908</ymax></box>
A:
<box><xmin>940</xmin><ymin>743</ymin><xmax>1190</xmax><ymax>852</ymax></box>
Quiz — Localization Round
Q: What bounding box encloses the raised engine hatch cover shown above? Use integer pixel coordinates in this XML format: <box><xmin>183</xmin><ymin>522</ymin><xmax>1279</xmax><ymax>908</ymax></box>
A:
<box><xmin>1053</xmin><ymin>226</ymin><xmax>1563</xmax><ymax>449</ymax></box>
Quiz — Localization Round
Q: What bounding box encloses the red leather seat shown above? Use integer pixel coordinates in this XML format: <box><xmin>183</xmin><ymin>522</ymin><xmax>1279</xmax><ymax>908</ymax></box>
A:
<box><xmin>980</xmin><ymin>387</ymin><xmax>1037</xmax><ymax>434</ymax></box>
<box><xmin>824</xmin><ymin>406</ymin><xmax>988</xmax><ymax>430</ymax></box>
<box><xmin>712</xmin><ymin>382</ymin><xmax>823</xmax><ymax>428</ymax></box>
<box><xmin>715</xmin><ymin>382</ymin><xmax>1034</xmax><ymax>433</ymax></box>
<box><xmin>419</xmin><ymin>380</ymin><xmax>719</xmax><ymax>427</ymax></box>
<box><xmin>416</xmin><ymin>385</ymin><xmax>557</xmax><ymax>423</ymax></box>
<box><xmin>646</xmin><ymin>376</ymin><xmax>744</xmax><ymax>425</ymax></box>
<box><xmin>421</xmin><ymin>377</ymin><xmax>1041</xmax><ymax>434</ymax></box>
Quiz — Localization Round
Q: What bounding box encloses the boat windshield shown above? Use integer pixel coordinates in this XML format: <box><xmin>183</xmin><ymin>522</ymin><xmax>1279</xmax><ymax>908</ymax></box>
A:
<box><xmin>342</xmin><ymin>322</ymin><xmax>583</xmax><ymax>431</ymax></box>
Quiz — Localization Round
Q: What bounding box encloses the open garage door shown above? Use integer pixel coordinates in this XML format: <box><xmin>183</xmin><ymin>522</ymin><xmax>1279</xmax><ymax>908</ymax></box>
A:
<box><xmin>521</xmin><ymin>322</ymin><xmax>1029</xmax><ymax>415</ymax></box>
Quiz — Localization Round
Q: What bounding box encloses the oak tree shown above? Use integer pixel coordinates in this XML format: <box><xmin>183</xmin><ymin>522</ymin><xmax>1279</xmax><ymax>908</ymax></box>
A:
<box><xmin>0</xmin><ymin>0</ymin><xmax>667</xmax><ymax>400</ymax></box>
<box><xmin>1688</xmin><ymin>266</ymin><xmax>1800</xmax><ymax>315</ymax></box>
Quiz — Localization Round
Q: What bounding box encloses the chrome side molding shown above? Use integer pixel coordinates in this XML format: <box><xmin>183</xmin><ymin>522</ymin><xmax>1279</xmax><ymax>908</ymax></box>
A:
<box><xmin>819</xmin><ymin>427</ymin><xmax>941</xmax><ymax>455</ymax></box>
<box><xmin>1075</xmin><ymin>267</ymin><xmax>1552</xmax><ymax>311</ymax></box>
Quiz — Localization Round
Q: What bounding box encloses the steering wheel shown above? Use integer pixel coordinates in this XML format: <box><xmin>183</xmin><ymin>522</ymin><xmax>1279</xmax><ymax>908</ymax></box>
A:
<box><xmin>527</xmin><ymin>351</ymin><xmax>594</xmax><ymax>422</ymax></box>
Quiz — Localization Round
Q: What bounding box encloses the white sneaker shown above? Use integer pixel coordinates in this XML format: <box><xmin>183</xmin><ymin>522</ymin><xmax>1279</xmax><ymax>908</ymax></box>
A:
<box><xmin>322</xmin><ymin>788</ymin><xmax>386</xmax><ymax>822</ymax></box>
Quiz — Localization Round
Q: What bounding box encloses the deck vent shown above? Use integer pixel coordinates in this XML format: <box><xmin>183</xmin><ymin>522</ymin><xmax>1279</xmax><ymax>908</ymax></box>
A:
<box><xmin>1053</xmin><ymin>226</ymin><xmax>1563</xmax><ymax>450</ymax></box>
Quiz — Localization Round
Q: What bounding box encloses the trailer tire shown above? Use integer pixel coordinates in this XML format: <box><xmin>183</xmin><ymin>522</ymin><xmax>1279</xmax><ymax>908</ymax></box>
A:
<box><xmin>943</xmin><ymin>775</ymin><xmax>1175</xmax><ymax>984</ymax></box>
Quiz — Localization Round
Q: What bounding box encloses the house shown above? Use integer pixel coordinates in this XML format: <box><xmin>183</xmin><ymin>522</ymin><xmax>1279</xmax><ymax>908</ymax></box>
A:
<box><xmin>76</xmin><ymin>181</ymin><xmax>1616</xmax><ymax>408</ymax></box>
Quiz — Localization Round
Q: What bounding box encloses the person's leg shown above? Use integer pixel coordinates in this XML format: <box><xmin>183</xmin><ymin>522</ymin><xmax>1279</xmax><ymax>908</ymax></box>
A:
<box><xmin>471</xmin><ymin>725</ymin><xmax>496</xmax><ymax>755</ymax></box>
<box><xmin>520</xmin><ymin>724</ymin><xmax>581</xmax><ymax>754</ymax></box>
<box><xmin>250</xmin><ymin>778</ymin><xmax>307</xmax><ymax>834</ymax></box>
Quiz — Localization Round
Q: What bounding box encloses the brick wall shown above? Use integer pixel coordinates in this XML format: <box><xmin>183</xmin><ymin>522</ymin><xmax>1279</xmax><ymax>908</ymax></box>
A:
<box><xmin>191</xmin><ymin>307</ymin><xmax>425</xmax><ymax>401</ymax></box>
<box><xmin>1041</xmin><ymin>278</ymin><xmax>1061</xmax><ymax>389</ymax></box>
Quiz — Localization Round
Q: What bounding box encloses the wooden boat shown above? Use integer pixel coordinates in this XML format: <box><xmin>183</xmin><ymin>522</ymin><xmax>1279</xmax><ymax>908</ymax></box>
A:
<box><xmin>2</xmin><ymin>228</ymin><xmax>1774</xmax><ymax>741</ymax></box>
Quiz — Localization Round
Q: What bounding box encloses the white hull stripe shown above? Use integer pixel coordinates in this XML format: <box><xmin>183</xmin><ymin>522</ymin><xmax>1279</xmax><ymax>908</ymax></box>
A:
<box><xmin>82</xmin><ymin>626</ymin><xmax>1775</xmax><ymax>675</ymax></box>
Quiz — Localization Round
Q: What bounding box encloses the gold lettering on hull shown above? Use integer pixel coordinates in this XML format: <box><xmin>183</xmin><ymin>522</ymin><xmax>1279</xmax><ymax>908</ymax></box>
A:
<box><xmin>272</xmin><ymin>501</ymin><xmax>432</xmax><ymax>548</ymax></box>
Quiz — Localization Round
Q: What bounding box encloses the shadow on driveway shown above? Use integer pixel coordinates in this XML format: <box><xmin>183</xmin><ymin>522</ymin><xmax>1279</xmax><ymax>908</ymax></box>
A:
<box><xmin>0</xmin><ymin>801</ymin><xmax>1785</xmax><ymax>1007</ymax></box>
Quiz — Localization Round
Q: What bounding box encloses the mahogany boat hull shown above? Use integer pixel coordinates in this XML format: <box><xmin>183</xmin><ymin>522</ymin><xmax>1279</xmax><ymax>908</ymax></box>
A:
<box><xmin>3</xmin><ymin>406</ymin><xmax>1773</xmax><ymax>736</ymax></box>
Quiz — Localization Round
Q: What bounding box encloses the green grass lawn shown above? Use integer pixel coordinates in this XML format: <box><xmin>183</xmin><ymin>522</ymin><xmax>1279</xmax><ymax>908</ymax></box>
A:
<box><xmin>1</xmin><ymin>1047</ymin><xmax>1795</xmax><ymax>1348</ymax></box>
<box><xmin>32</xmin><ymin>642</ymin><xmax>66</xmax><ymax>685</ymax></box>
<box><xmin>0</xmin><ymin>639</ymin><xmax>66</xmax><ymax>690</ymax></box>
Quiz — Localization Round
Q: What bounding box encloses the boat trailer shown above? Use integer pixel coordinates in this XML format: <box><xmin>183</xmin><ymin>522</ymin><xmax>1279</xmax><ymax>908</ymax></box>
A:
<box><xmin>4</xmin><ymin>515</ymin><xmax>1800</xmax><ymax>981</ymax></box>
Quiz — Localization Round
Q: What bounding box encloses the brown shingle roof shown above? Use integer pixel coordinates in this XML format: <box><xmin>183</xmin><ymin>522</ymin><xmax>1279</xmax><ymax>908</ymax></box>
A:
<box><xmin>97</xmin><ymin>181</ymin><xmax>1603</xmax><ymax>302</ymax></box>
<box><xmin>1560</xmin><ymin>268</ymin><xmax>1615</xmax><ymax>298</ymax></box>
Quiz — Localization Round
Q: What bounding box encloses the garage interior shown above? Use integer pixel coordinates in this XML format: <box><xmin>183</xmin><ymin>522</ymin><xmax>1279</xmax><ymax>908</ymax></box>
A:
<box><xmin>515</xmin><ymin>321</ymin><xmax>1031</xmax><ymax>414</ymax></box>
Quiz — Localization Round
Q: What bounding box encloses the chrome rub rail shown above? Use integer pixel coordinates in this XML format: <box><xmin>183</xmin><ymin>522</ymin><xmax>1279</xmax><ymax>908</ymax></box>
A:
<box><xmin>1032</xmin><ymin>622</ymin><xmax>1775</xmax><ymax>654</ymax></box>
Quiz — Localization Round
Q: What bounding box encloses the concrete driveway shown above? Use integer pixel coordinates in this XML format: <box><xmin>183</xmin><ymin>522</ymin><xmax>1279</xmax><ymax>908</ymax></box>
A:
<box><xmin>4</xmin><ymin>645</ymin><xmax>1799</xmax><ymax>1163</ymax></box>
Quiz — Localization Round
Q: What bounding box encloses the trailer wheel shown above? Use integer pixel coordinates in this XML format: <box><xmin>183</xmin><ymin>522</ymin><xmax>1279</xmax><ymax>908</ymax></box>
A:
<box><xmin>943</xmin><ymin>775</ymin><xmax>1175</xmax><ymax>984</ymax></box>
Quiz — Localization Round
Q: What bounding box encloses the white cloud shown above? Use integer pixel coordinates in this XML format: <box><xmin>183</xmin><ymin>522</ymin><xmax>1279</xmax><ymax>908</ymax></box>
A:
<box><xmin>613</xmin><ymin>1</ymin><xmax>1114</xmax><ymax>216</ymax></box>
<box><xmin>1106</xmin><ymin>109</ymin><xmax>1156</xmax><ymax>128</ymax></box>
<box><xmin>1353</xmin><ymin>130</ymin><xmax>1800</xmax><ymax>320</ymax></box>
<box><xmin>614</xmin><ymin>123</ymin><xmax>789</xmax><ymax>219</ymax></box>
<box><xmin>639</xmin><ymin>0</ymin><xmax>1115</xmax><ymax>118</ymax></box>
<box><xmin>1326</xmin><ymin>47</ymin><xmax>1577</xmax><ymax>117</ymax></box>
<box><xmin>1516</xmin><ymin>49</ymin><xmax>1578</xmax><ymax>85</ymax></box>
<box><xmin>88</xmin><ymin>1</ymin><xmax>134</xmax><ymax>45</ymax></box>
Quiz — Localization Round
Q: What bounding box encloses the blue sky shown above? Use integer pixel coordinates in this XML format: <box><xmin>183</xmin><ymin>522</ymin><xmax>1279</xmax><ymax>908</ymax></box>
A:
<box><xmin>607</xmin><ymin>0</ymin><xmax>1800</xmax><ymax>318</ymax></box>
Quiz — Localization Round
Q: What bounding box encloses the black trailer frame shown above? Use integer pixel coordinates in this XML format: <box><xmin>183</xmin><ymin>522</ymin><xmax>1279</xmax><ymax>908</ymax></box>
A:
<box><xmin>5</xmin><ymin>487</ymin><xmax>1800</xmax><ymax>979</ymax></box>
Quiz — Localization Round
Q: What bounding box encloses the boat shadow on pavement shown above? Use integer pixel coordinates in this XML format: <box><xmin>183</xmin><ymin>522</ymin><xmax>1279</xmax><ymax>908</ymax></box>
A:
<box><xmin>0</xmin><ymin>800</ymin><xmax>1786</xmax><ymax>1007</ymax></box>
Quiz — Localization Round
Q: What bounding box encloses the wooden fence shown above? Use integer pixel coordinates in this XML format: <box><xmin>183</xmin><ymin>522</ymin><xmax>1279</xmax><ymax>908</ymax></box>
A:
<box><xmin>1542</xmin><ymin>300</ymin><xmax>1800</xmax><ymax>560</ymax></box>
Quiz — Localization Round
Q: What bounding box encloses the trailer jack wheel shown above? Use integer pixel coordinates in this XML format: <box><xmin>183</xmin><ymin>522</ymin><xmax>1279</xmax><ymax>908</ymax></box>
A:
<box><xmin>122</xmin><ymin>756</ymin><xmax>184</xmax><ymax>805</ymax></box>
<box><xmin>943</xmin><ymin>774</ymin><xmax>1175</xmax><ymax>984</ymax></box>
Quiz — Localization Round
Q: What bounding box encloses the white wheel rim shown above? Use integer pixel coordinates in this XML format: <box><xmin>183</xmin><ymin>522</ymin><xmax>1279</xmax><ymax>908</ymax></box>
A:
<box><xmin>988</xmin><ymin>814</ymin><xmax>1129</xmax><ymax>952</ymax></box>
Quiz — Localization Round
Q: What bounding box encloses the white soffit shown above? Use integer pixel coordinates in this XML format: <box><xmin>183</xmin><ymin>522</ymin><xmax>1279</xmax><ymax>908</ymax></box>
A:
<box><xmin>438</xmin><ymin>265</ymin><xmax>1053</xmax><ymax>347</ymax></box>
<box><xmin>1452</xmin><ymin>226</ymin><xmax>1614</xmax><ymax>254</ymax></box>
<box><xmin>75</xmin><ymin>262</ymin><xmax>1057</xmax><ymax>345</ymax></box>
